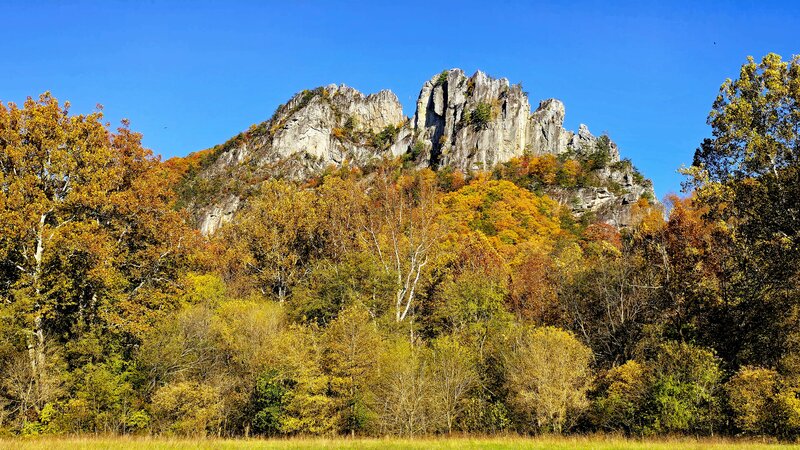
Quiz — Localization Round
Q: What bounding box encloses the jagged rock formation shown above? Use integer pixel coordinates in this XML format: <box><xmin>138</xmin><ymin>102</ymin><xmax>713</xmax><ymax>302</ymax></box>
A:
<box><xmin>413</xmin><ymin>70</ymin><xmax>529</xmax><ymax>170</ymax></box>
<box><xmin>269</xmin><ymin>85</ymin><xmax>406</xmax><ymax>164</ymax></box>
<box><xmin>412</xmin><ymin>69</ymin><xmax>621</xmax><ymax>170</ymax></box>
<box><xmin>184</xmin><ymin>84</ymin><xmax>409</xmax><ymax>234</ymax></box>
<box><xmin>178</xmin><ymin>69</ymin><xmax>655</xmax><ymax>234</ymax></box>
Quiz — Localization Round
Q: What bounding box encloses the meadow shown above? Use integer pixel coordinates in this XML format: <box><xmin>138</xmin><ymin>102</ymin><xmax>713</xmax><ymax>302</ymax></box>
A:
<box><xmin>2</xmin><ymin>436</ymin><xmax>799</xmax><ymax>450</ymax></box>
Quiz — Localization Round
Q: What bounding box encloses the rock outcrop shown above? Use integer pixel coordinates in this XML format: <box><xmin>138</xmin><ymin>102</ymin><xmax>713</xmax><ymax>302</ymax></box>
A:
<box><xmin>269</xmin><ymin>85</ymin><xmax>404</xmax><ymax>165</ymax></box>
<box><xmin>200</xmin><ymin>84</ymin><xmax>405</xmax><ymax>178</ymax></box>
<box><xmin>198</xmin><ymin>194</ymin><xmax>240</xmax><ymax>236</ymax></box>
<box><xmin>413</xmin><ymin>69</ymin><xmax>530</xmax><ymax>170</ymax></box>
<box><xmin>179</xmin><ymin>69</ymin><xmax>655</xmax><ymax>234</ymax></box>
<box><xmin>411</xmin><ymin>69</ymin><xmax>622</xmax><ymax>169</ymax></box>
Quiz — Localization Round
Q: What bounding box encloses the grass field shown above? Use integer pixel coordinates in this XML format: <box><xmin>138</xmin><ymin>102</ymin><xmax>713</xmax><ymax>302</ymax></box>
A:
<box><xmin>1</xmin><ymin>436</ymin><xmax>799</xmax><ymax>450</ymax></box>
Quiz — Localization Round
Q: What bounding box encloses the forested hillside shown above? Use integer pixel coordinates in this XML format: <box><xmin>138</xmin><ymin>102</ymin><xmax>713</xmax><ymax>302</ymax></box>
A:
<box><xmin>1</xmin><ymin>53</ymin><xmax>799</xmax><ymax>440</ymax></box>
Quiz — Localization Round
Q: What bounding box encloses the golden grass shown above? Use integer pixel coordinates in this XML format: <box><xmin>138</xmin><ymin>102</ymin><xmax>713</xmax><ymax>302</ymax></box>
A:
<box><xmin>1</xmin><ymin>435</ymin><xmax>798</xmax><ymax>450</ymax></box>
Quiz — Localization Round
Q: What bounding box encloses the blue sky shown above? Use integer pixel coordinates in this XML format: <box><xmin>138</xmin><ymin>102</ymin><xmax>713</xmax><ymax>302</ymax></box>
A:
<box><xmin>2</xmin><ymin>1</ymin><xmax>799</xmax><ymax>198</ymax></box>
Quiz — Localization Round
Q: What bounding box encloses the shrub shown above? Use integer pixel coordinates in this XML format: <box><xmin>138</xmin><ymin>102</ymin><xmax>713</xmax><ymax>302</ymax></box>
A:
<box><xmin>372</xmin><ymin>124</ymin><xmax>399</xmax><ymax>149</ymax></box>
<box><xmin>249</xmin><ymin>370</ymin><xmax>290</xmax><ymax>436</ymax></box>
<box><xmin>151</xmin><ymin>381</ymin><xmax>224</xmax><ymax>436</ymax></box>
<box><xmin>459</xmin><ymin>398</ymin><xmax>512</xmax><ymax>433</ymax></box>
<box><xmin>590</xmin><ymin>360</ymin><xmax>648</xmax><ymax>434</ymax></box>
<box><xmin>643</xmin><ymin>342</ymin><xmax>723</xmax><ymax>435</ymax></box>
<box><xmin>470</xmin><ymin>103</ymin><xmax>493</xmax><ymax>130</ymax></box>
<box><xmin>411</xmin><ymin>141</ymin><xmax>425</xmax><ymax>159</ymax></box>
<box><xmin>55</xmin><ymin>362</ymin><xmax>138</xmax><ymax>434</ymax></box>
<box><xmin>436</xmin><ymin>71</ymin><xmax>449</xmax><ymax>86</ymax></box>
<box><xmin>726</xmin><ymin>366</ymin><xmax>779</xmax><ymax>435</ymax></box>
<box><xmin>725</xmin><ymin>366</ymin><xmax>800</xmax><ymax>438</ymax></box>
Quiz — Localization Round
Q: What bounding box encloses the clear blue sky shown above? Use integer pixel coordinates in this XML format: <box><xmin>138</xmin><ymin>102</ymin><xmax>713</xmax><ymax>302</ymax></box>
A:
<box><xmin>2</xmin><ymin>1</ymin><xmax>799</xmax><ymax>199</ymax></box>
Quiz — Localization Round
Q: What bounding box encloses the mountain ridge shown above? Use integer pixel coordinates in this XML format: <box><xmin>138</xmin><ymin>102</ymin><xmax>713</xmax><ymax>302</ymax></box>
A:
<box><xmin>172</xmin><ymin>69</ymin><xmax>656</xmax><ymax>235</ymax></box>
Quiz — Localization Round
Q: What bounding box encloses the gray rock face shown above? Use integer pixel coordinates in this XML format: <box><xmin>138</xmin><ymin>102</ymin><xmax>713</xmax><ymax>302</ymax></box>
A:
<box><xmin>198</xmin><ymin>195</ymin><xmax>240</xmax><ymax>236</ymax></box>
<box><xmin>270</xmin><ymin>85</ymin><xmax>403</xmax><ymax>164</ymax></box>
<box><xmin>528</xmin><ymin>99</ymin><xmax>571</xmax><ymax>155</ymax></box>
<box><xmin>202</xmin><ymin>84</ymin><xmax>404</xmax><ymax>178</ymax></box>
<box><xmin>185</xmin><ymin>69</ymin><xmax>655</xmax><ymax>234</ymax></box>
<box><xmin>414</xmin><ymin>70</ymin><xmax>530</xmax><ymax>171</ymax></box>
<box><xmin>411</xmin><ymin>69</ymin><xmax>623</xmax><ymax>169</ymax></box>
<box><xmin>184</xmin><ymin>85</ymin><xmax>406</xmax><ymax>234</ymax></box>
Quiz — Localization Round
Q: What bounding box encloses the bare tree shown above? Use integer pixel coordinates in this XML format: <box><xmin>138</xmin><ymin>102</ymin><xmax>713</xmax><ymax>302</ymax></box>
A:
<box><xmin>2</xmin><ymin>346</ymin><xmax>63</xmax><ymax>429</ymax></box>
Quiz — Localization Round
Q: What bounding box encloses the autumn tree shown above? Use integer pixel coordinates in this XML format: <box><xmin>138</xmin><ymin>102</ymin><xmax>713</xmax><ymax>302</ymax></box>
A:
<box><xmin>725</xmin><ymin>366</ymin><xmax>781</xmax><ymax>436</ymax></box>
<box><xmin>0</xmin><ymin>93</ymin><xmax>192</xmax><ymax>427</ymax></box>
<box><xmin>590</xmin><ymin>360</ymin><xmax>649</xmax><ymax>434</ymax></box>
<box><xmin>375</xmin><ymin>339</ymin><xmax>432</xmax><ymax>436</ymax></box>
<box><xmin>507</xmin><ymin>247</ymin><xmax>562</xmax><ymax>325</ymax></box>
<box><xmin>427</xmin><ymin>269</ymin><xmax>510</xmax><ymax>351</ymax></box>
<box><xmin>218</xmin><ymin>180</ymin><xmax>323</xmax><ymax>301</ymax></box>
<box><xmin>505</xmin><ymin>326</ymin><xmax>593</xmax><ymax>433</ymax></box>
<box><xmin>560</xmin><ymin>233</ymin><xmax>666</xmax><ymax>368</ymax></box>
<box><xmin>150</xmin><ymin>381</ymin><xmax>224</xmax><ymax>436</ymax></box>
<box><xmin>289</xmin><ymin>253</ymin><xmax>394</xmax><ymax>325</ymax></box>
<box><xmin>322</xmin><ymin>303</ymin><xmax>383</xmax><ymax>436</ymax></box>
<box><xmin>685</xmin><ymin>53</ymin><xmax>800</xmax><ymax>369</ymax></box>
<box><xmin>441</xmin><ymin>177</ymin><xmax>563</xmax><ymax>257</ymax></box>
<box><xmin>362</xmin><ymin>166</ymin><xmax>442</xmax><ymax>322</ymax></box>
<box><xmin>426</xmin><ymin>336</ymin><xmax>479</xmax><ymax>434</ymax></box>
<box><xmin>642</xmin><ymin>341</ymin><xmax>723</xmax><ymax>435</ymax></box>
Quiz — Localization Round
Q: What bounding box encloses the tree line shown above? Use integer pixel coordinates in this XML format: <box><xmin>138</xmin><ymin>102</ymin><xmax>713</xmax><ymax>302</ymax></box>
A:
<box><xmin>0</xmin><ymin>53</ymin><xmax>799</xmax><ymax>439</ymax></box>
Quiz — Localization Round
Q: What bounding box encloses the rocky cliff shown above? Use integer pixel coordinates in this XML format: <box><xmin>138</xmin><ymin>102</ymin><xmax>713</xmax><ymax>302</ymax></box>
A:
<box><xmin>176</xmin><ymin>69</ymin><xmax>655</xmax><ymax>234</ymax></box>
<box><xmin>411</xmin><ymin>69</ymin><xmax>622</xmax><ymax>169</ymax></box>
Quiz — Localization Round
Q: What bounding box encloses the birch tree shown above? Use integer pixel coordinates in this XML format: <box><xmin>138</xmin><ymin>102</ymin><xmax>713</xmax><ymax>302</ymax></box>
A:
<box><xmin>362</xmin><ymin>167</ymin><xmax>441</xmax><ymax>322</ymax></box>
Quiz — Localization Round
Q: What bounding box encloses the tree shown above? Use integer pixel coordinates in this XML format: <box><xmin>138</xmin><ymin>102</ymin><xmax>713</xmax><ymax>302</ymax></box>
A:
<box><xmin>505</xmin><ymin>326</ymin><xmax>592</xmax><ymax>433</ymax></box>
<box><xmin>726</xmin><ymin>366</ymin><xmax>780</xmax><ymax>436</ymax></box>
<box><xmin>375</xmin><ymin>338</ymin><xmax>432</xmax><ymax>436</ymax></box>
<box><xmin>0</xmin><ymin>93</ymin><xmax>192</xmax><ymax>427</ymax></box>
<box><xmin>289</xmin><ymin>253</ymin><xmax>394</xmax><ymax>325</ymax></box>
<box><xmin>322</xmin><ymin>303</ymin><xmax>383</xmax><ymax>436</ymax></box>
<box><xmin>643</xmin><ymin>341</ymin><xmax>723</xmax><ymax>435</ymax></box>
<box><xmin>212</xmin><ymin>299</ymin><xmax>291</xmax><ymax>434</ymax></box>
<box><xmin>137</xmin><ymin>298</ymin><xmax>292</xmax><ymax>436</ymax></box>
<box><xmin>469</xmin><ymin>103</ymin><xmax>493</xmax><ymax>130</ymax></box>
<box><xmin>0</xmin><ymin>343</ymin><xmax>63</xmax><ymax>431</ymax></box>
<box><xmin>430</xmin><ymin>271</ymin><xmax>508</xmax><ymax>335</ymax></box>
<box><xmin>248</xmin><ymin>369</ymin><xmax>289</xmax><ymax>437</ymax></box>
<box><xmin>426</xmin><ymin>336</ymin><xmax>478</xmax><ymax>434</ymax></box>
<box><xmin>560</xmin><ymin>241</ymin><xmax>664</xmax><ymax>369</ymax></box>
<box><xmin>55</xmin><ymin>359</ymin><xmax>141</xmax><ymax>434</ymax></box>
<box><xmin>278</xmin><ymin>324</ymin><xmax>336</xmax><ymax>435</ymax></box>
<box><xmin>219</xmin><ymin>180</ymin><xmax>323</xmax><ymax>301</ymax></box>
<box><xmin>441</xmin><ymin>178</ymin><xmax>563</xmax><ymax>257</ymax></box>
<box><xmin>136</xmin><ymin>305</ymin><xmax>224</xmax><ymax>394</ymax></box>
<box><xmin>684</xmin><ymin>53</ymin><xmax>800</xmax><ymax>369</ymax></box>
<box><xmin>150</xmin><ymin>380</ymin><xmax>223</xmax><ymax>436</ymax></box>
<box><xmin>590</xmin><ymin>360</ymin><xmax>648</xmax><ymax>434</ymax></box>
<box><xmin>362</xmin><ymin>167</ymin><xmax>442</xmax><ymax>322</ymax></box>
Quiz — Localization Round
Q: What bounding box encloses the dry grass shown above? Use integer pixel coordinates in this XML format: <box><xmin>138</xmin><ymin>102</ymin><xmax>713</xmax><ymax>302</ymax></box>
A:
<box><xmin>1</xmin><ymin>435</ymin><xmax>798</xmax><ymax>450</ymax></box>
